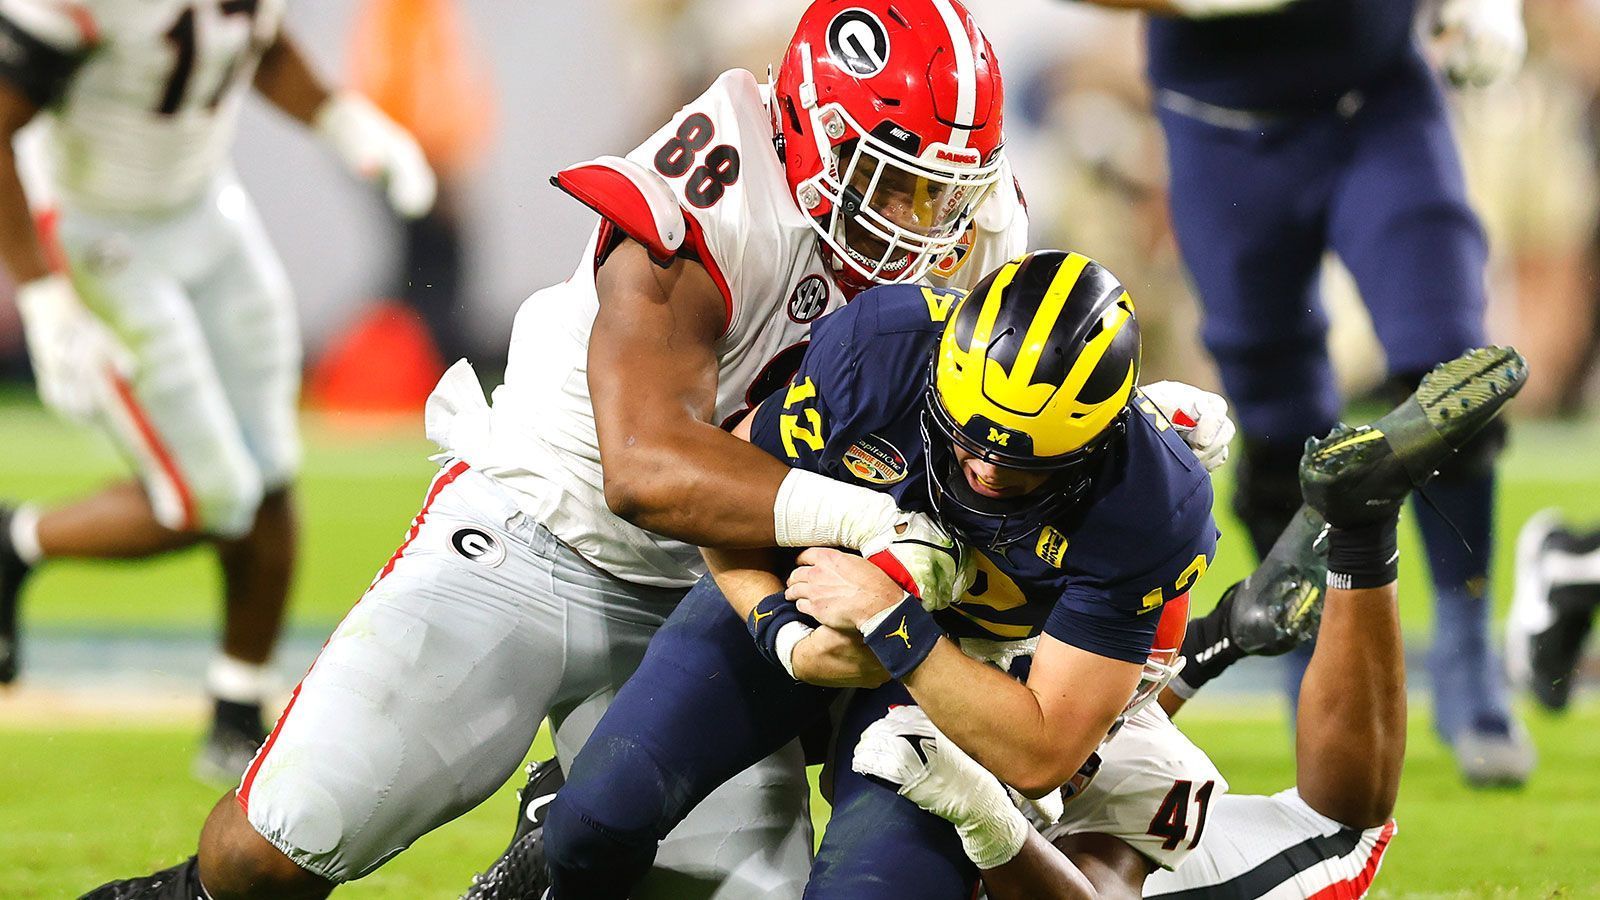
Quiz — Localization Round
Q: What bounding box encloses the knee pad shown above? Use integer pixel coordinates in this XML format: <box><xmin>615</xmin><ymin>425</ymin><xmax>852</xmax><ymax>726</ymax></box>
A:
<box><xmin>186</xmin><ymin>457</ymin><xmax>265</xmax><ymax>539</ymax></box>
<box><xmin>545</xmin><ymin>737</ymin><xmax>674</xmax><ymax>893</ymax></box>
<box><xmin>1233</xmin><ymin>439</ymin><xmax>1308</xmax><ymax>559</ymax></box>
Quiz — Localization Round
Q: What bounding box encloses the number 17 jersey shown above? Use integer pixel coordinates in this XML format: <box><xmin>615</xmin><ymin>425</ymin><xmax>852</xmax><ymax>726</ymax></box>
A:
<box><xmin>1</xmin><ymin>0</ymin><xmax>284</xmax><ymax>215</ymax></box>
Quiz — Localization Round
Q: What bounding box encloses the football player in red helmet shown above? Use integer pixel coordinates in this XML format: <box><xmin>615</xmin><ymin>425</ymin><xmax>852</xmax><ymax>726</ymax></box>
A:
<box><xmin>772</xmin><ymin>0</ymin><xmax>1007</xmax><ymax>291</ymax></box>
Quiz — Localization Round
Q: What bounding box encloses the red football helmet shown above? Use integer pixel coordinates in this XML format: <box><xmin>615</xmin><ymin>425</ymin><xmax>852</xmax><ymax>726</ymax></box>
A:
<box><xmin>772</xmin><ymin>0</ymin><xmax>1007</xmax><ymax>290</ymax></box>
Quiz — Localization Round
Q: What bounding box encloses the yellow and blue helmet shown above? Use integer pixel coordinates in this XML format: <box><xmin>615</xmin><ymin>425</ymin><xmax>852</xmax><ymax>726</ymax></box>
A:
<box><xmin>922</xmin><ymin>250</ymin><xmax>1140</xmax><ymax>546</ymax></box>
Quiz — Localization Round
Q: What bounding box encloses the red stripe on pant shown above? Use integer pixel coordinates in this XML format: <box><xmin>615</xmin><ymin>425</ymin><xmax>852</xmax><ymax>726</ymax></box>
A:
<box><xmin>1307</xmin><ymin>821</ymin><xmax>1397</xmax><ymax>900</ymax></box>
<box><xmin>236</xmin><ymin>460</ymin><xmax>471</xmax><ymax>813</ymax></box>
<box><xmin>106</xmin><ymin>369</ymin><xmax>199</xmax><ymax>532</ymax></box>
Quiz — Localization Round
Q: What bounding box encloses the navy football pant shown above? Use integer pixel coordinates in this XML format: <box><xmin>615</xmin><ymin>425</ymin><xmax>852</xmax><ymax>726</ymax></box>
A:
<box><xmin>1158</xmin><ymin>44</ymin><xmax>1509</xmax><ymax>738</ymax></box>
<box><xmin>544</xmin><ymin>576</ymin><xmax>980</xmax><ymax>898</ymax></box>
<box><xmin>543</xmin><ymin>576</ymin><xmax>833</xmax><ymax>898</ymax></box>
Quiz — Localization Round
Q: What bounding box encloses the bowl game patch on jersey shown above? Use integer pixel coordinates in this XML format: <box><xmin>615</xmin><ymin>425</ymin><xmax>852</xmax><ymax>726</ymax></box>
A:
<box><xmin>842</xmin><ymin>433</ymin><xmax>909</xmax><ymax>485</ymax></box>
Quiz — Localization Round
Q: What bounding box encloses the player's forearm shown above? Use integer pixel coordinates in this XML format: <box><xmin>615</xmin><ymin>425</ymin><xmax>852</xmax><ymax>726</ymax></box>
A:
<box><xmin>979</xmin><ymin>830</ymin><xmax>1100</xmax><ymax>900</ymax></box>
<box><xmin>600</xmin><ymin>422</ymin><xmax>792</xmax><ymax>546</ymax></box>
<box><xmin>0</xmin><ymin>83</ymin><xmax>49</xmax><ymax>285</ymax></box>
<box><xmin>1295</xmin><ymin>581</ymin><xmax>1405</xmax><ymax>829</ymax></box>
<box><xmin>704</xmin><ymin>546</ymin><xmax>786</xmax><ymax>618</ymax></box>
<box><xmin>0</xmin><ymin>143</ymin><xmax>50</xmax><ymax>285</ymax></box>
<box><xmin>903</xmin><ymin>642</ymin><xmax>1121</xmax><ymax>797</ymax></box>
<box><xmin>253</xmin><ymin>35</ymin><xmax>331</xmax><ymax>126</ymax></box>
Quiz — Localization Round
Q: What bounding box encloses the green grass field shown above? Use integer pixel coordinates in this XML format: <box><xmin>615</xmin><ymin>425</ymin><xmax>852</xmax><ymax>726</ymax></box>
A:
<box><xmin>3</xmin><ymin>397</ymin><xmax>1600</xmax><ymax>897</ymax></box>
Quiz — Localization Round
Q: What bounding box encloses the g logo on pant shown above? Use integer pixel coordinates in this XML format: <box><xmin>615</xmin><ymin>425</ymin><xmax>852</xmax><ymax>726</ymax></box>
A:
<box><xmin>451</xmin><ymin>527</ymin><xmax>506</xmax><ymax>567</ymax></box>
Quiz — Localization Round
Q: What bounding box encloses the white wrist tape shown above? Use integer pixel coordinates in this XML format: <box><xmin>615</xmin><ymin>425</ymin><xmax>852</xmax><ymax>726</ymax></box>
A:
<box><xmin>957</xmin><ymin>799</ymin><xmax>1030</xmax><ymax>870</ymax></box>
<box><xmin>773</xmin><ymin>468</ymin><xmax>898</xmax><ymax>550</ymax></box>
<box><xmin>774</xmin><ymin>620</ymin><xmax>815</xmax><ymax>681</ymax></box>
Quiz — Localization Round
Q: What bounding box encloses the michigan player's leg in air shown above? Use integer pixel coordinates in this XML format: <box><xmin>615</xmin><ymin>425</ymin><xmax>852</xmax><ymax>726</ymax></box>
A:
<box><xmin>858</xmin><ymin>347</ymin><xmax>1528</xmax><ymax>898</ymax></box>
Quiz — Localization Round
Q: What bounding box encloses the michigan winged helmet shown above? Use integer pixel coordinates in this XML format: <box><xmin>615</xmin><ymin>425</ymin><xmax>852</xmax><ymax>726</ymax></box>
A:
<box><xmin>923</xmin><ymin>250</ymin><xmax>1141</xmax><ymax>546</ymax></box>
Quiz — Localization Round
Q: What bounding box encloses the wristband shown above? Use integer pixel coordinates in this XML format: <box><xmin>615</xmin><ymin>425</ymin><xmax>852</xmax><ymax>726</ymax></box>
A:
<box><xmin>860</xmin><ymin>594</ymin><xmax>943</xmax><ymax>679</ymax></box>
<box><xmin>1326</xmin><ymin>517</ymin><xmax>1399</xmax><ymax>590</ymax></box>
<box><xmin>748</xmin><ymin>592</ymin><xmax>818</xmax><ymax>673</ymax></box>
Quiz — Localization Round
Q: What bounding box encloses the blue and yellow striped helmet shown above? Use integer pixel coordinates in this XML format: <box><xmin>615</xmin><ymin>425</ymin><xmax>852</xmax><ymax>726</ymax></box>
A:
<box><xmin>922</xmin><ymin>250</ymin><xmax>1140</xmax><ymax>544</ymax></box>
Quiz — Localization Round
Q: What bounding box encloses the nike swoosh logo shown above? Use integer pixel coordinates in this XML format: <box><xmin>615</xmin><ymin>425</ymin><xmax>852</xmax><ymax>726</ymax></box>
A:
<box><xmin>525</xmin><ymin>792</ymin><xmax>556</xmax><ymax>825</ymax></box>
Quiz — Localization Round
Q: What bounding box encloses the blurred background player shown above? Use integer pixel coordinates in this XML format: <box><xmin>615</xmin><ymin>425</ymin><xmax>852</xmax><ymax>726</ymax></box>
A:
<box><xmin>859</xmin><ymin>346</ymin><xmax>1528</xmax><ymax>898</ymax></box>
<box><xmin>1061</xmin><ymin>0</ymin><xmax>1537</xmax><ymax>785</ymax></box>
<box><xmin>0</xmin><ymin>0</ymin><xmax>434</xmax><ymax>781</ymax></box>
<box><xmin>1508</xmin><ymin>508</ymin><xmax>1600</xmax><ymax>711</ymax></box>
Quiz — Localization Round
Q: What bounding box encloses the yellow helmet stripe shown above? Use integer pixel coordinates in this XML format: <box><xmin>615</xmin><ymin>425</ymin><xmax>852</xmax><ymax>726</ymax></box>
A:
<box><xmin>965</xmin><ymin>256</ymin><xmax>1024</xmax><ymax>353</ymax></box>
<box><xmin>1009</xmin><ymin>252</ymin><xmax>1092</xmax><ymax>390</ymax></box>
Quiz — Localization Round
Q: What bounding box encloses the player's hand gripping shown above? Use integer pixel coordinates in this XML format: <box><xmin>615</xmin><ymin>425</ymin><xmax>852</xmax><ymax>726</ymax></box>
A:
<box><xmin>316</xmin><ymin>92</ymin><xmax>438</xmax><ymax>218</ymax></box>
<box><xmin>853</xmin><ymin>705</ymin><xmax>1034</xmax><ymax>870</ymax></box>
<box><xmin>1435</xmin><ymin>0</ymin><xmax>1526</xmax><ymax>88</ymax></box>
<box><xmin>1141</xmin><ymin>381</ymin><xmax>1236</xmax><ymax>472</ymax></box>
<box><xmin>17</xmin><ymin>274</ymin><xmax>133</xmax><ymax>422</ymax></box>
<box><xmin>790</xmin><ymin>625</ymin><xmax>890</xmax><ymax>689</ymax></box>
<box><xmin>858</xmin><ymin>511</ymin><xmax>976</xmax><ymax>611</ymax></box>
<box><xmin>787</xmin><ymin>547</ymin><xmax>908</xmax><ymax>631</ymax></box>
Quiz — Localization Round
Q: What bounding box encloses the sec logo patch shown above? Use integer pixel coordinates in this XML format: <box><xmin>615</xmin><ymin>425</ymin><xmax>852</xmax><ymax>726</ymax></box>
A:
<box><xmin>451</xmin><ymin>527</ymin><xmax>506</xmax><ymax>567</ymax></box>
<box><xmin>842</xmin><ymin>433</ymin><xmax>908</xmax><ymax>485</ymax></box>
<box><xmin>788</xmin><ymin>274</ymin><xmax>829</xmax><ymax>323</ymax></box>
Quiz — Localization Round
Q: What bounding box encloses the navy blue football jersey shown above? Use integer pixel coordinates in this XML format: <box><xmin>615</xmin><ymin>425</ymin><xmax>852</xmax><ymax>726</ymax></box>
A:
<box><xmin>748</xmin><ymin>284</ymin><xmax>1218</xmax><ymax>664</ymax></box>
<box><xmin>1147</xmin><ymin>0</ymin><xmax>1418</xmax><ymax>112</ymax></box>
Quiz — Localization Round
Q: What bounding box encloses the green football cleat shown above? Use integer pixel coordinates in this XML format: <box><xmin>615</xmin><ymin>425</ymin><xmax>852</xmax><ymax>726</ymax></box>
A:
<box><xmin>1300</xmin><ymin>346</ymin><xmax>1528</xmax><ymax>530</ymax></box>
<box><xmin>1222</xmin><ymin>505</ymin><xmax>1329</xmax><ymax>656</ymax></box>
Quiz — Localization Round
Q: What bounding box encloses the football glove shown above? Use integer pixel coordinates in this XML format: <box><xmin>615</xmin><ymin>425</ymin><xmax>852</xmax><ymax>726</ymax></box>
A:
<box><xmin>853</xmin><ymin>705</ymin><xmax>1030</xmax><ymax>870</ymax></box>
<box><xmin>1170</xmin><ymin>0</ymin><xmax>1298</xmax><ymax>18</ymax></box>
<box><xmin>16</xmin><ymin>273</ymin><xmax>133</xmax><ymax>422</ymax></box>
<box><xmin>315</xmin><ymin>91</ymin><xmax>438</xmax><ymax>218</ymax></box>
<box><xmin>861</xmin><ymin>511</ymin><xmax>976</xmax><ymax>612</ymax></box>
<box><xmin>1435</xmin><ymin>0</ymin><xmax>1526</xmax><ymax>89</ymax></box>
<box><xmin>1142</xmin><ymin>381</ymin><xmax>1236</xmax><ymax>472</ymax></box>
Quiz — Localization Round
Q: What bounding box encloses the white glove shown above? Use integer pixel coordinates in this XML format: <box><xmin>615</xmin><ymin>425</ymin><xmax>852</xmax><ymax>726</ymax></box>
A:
<box><xmin>1170</xmin><ymin>0</ymin><xmax>1298</xmax><ymax>18</ymax></box>
<box><xmin>1142</xmin><ymin>381</ymin><xmax>1235</xmax><ymax>472</ymax></box>
<box><xmin>1435</xmin><ymin>0</ymin><xmax>1526</xmax><ymax>88</ymax></box>
<box><xmin>853</xmin><ymin>705</ymin><xmax>1030</xmax><ymax>870</ymax></box>
<box><xmin>315</xmin><ymin>91</ymin><xmax>438</xmax><ymax>218</ymax></box>
<box><xmin>16</xmin><ymin>273</ymin><xmax>133</xmax><ymax>422</ymax></box>
<box><xmin>861</xmin><ymin>511</ymin><xmax>976</xmax><ymax>612</ymax></box>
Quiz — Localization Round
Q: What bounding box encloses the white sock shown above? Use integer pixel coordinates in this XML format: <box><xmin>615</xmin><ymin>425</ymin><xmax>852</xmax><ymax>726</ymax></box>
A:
<box><xmin>9</xmin><ymin>505</ymin><xmax>42</xmax><ymax>566</ymax></box>
<box><xmin>206</xmin><ymin>654</ymin><xmax>273</xmax><ymax>705</ymax></box>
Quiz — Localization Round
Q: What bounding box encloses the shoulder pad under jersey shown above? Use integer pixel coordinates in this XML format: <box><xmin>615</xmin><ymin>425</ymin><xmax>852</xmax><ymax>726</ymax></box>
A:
<box><xmin>551</xmin><ymin>155</ymin><xmax>687</xmax><ymax>261</ymax></box>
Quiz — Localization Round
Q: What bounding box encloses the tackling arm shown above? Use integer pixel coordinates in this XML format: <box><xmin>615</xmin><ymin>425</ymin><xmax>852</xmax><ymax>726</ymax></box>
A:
<box><xmin>251</xmin><ymin>35</ymin><xmax>329</xmax><ymax>125</ymax></box>
<box><xmin>589</xmin><ymin>239</ymin><xmax>797</xmax><ymax>547</ymax></box>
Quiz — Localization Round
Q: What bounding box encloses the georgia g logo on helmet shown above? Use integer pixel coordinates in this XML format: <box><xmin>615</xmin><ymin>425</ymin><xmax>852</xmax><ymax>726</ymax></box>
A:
<box><xmin>826</xmin><ymin>9</ymin><xmax>891</xmax><ymax>77</ymax></box>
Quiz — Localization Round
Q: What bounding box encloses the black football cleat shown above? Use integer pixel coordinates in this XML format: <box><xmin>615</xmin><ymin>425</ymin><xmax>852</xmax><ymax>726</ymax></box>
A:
<box><xmin>0</xmin><ymin>505</ymin><xmax>35</xmax><ymax>685</ymax></box>
<box><xmin>79</xmin><ymin>855</ymin><xmax>205</xmax><ymax>899</ymax></box>
<box><xmin>1507</xmin><ymin>509</ymin><xmax>1600</xmax><ymax>712</ymax></box>
<box><xmin>462</xmin><ymin>757</ymin><xmax>563</xmax><ymax>899</ymax></box>
<box><xmin>1300</xmin><ymin>346</ymin><xmax>1528</xmax><ymax>530</ymax></box>
<box><xmin>192</xmin><ymin>699</ymin><xmax>268</xmax><ymax>786</ymax></box>
<box><xmin>1224</xmin><ymin>505</ymin><xmax>1329</xmax><ymax>656</ymax></box>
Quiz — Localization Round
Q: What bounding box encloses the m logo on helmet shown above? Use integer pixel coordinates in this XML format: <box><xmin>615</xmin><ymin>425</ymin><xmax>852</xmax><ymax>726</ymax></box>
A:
<box><xmin>986</xmin><ymin>427</ymin><xmax>1010</xmax><ymax>447</ymax></box>
<box><xmin>827</xmin><ymin>9</ymin><xmax>890</xmax><ymax>78</ymax></box>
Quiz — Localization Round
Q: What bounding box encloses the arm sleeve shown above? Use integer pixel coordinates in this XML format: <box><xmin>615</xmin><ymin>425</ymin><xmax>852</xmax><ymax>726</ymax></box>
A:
<box><xmin>0</xmin><ymin>0</ymin><xmax>94</xmax><ymax>108</ymax></box>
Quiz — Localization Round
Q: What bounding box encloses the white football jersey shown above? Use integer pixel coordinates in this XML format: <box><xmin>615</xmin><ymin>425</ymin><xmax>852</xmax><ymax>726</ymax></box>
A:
<box><xmin>457</xmin><ymin>69</ymin><xmax>1028</xmax><ymax>587</ymax></box>
<box><xmin>1042</xmin><ymin>702</ymin><xmax>1230</xmax><ymax>873</ymax></box>
<box><xmin>4</xmin><ymin>0</ymin><xmax>284</xmax><ymax>214</ymax></box>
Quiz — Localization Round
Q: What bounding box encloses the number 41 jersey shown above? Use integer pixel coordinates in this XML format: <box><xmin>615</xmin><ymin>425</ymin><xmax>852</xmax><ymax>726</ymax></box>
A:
<box><xmin>0</xmin><ymin>0</ymin><xmax>285</xmax><ymax>215</ymax></box>
<box><xmin>459</xmin><ymin>68</ymin><xmax>1029</xmax><ymax>589</ymax></box>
